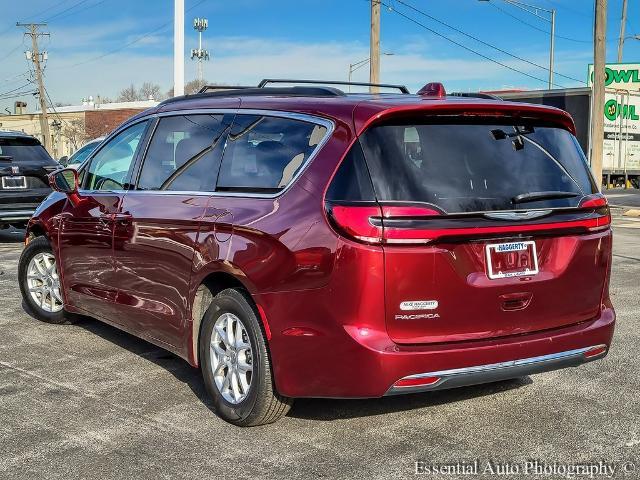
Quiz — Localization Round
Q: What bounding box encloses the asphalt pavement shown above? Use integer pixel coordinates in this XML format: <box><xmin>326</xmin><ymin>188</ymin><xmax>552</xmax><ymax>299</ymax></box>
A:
<box><xmin>0</xmin><ymin>219</ymin><xmax>638</xmax><ymax>480</ymax></box>
<box><xmin>606</xmin><ymin>188</ymin><xmax>640</xmax><ymax>208</ymax></box>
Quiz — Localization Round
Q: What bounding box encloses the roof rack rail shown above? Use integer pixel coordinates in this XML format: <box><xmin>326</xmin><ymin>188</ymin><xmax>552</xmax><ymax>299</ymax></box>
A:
<box><xmin>257</xmin><ymin>78</ymin><xmax>410</xmax><ymax>94</ymax></box>
<box><xmin>198</xmin><ymin>85</ymin><xmax>253</xmax><ymax>93</ymax></box>
<box><xmin>157</xmin><ymin>85</ymin><xmax>346</xmax><ymax>106</ymax></box>
<box><xmin>449</xmin><ymin>91</ymin><xmax>503</xmax><ymax>101</ymax></box>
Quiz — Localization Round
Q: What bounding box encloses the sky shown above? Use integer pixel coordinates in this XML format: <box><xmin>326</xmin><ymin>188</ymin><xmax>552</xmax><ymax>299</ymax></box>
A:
<box><xmin>0</xmin><ymin>0</ymin><xmax>638</xmax><ymax>113</ymax></box>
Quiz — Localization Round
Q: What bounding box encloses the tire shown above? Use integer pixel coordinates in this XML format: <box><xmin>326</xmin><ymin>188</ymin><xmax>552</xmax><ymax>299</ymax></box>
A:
<box><xmin>199</xmin><ymin>288</ymin><xmax>292</xmax><ymax>426</ymax></box>
<box><xmin>18</xmin><ymin>236</ymin><xmax>73</xmax><ymax>324</ymax></box>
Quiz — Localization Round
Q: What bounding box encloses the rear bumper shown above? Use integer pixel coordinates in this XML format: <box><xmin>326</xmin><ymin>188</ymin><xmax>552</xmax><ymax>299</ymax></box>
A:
<box><xmin>0</xmin><ymin>206</ymin><xmax>38</xmax><ymax>223</ymax></box>
<box><xmin>265</xmin><ymin>299</ymin><xmax>615</xmax><ymax>398</ymax></box>
<box><xmin>385</xmin><ymin>344</ymin><xmax>607</xmax><ymax>395</ymax></box>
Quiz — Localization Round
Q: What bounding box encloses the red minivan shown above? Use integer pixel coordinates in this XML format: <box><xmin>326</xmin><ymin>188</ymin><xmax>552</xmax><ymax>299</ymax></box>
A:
<box><xmin>18</xmin><ymin>80</ymin><xmax>615</xmax><ymax>426</ymax></box>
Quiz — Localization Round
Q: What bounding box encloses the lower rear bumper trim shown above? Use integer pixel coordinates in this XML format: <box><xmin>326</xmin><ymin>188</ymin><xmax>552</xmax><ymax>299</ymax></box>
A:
<box><xmin>385</xmin><ymin>344</ymin><xmax>607</xmax><ymax>396</ymax></box>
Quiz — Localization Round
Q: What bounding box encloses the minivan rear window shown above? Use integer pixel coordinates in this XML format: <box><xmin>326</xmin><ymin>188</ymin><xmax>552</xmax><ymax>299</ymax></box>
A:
<box><xmin>358</xmin><ymin>119</ymin><xmax>597</xmax><ymax>213</ymax></box>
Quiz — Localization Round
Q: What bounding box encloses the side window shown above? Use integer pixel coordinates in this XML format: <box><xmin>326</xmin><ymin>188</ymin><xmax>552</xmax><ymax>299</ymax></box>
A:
<box><xmin>137</xmin><ymin>114</ymin><xmax>232</xmax><ymax>191</ymax></box>
<box><xmin>83</xmin><ymin>121</ymin><xmax>148</xmax><ymax>191</ymax></box>
<box><xmin>216</xmin><ymin>115</ymin><xmax>327</xmax><ymax>192</ymax></box>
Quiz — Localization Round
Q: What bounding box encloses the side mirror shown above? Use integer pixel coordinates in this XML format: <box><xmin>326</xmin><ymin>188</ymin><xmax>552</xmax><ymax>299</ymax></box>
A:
<box><xmin>58</xmin><ymin>156</ymin><xmax>69</xmax><ymax>166</ymax></box>
<box><xmin>49</xmin><ymin>168</ymin><xmax>79</xmax><ymax>194</ymax></box>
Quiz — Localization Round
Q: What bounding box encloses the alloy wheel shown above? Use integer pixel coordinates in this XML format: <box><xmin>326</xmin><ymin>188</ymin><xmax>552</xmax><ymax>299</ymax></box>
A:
<box><xmin>26</xmin><ymin>252</ymin><xmax>63</xmax><ymax>313</ymax></box>
<box><xmin>210</xmin><ymin>312</ymin><xmax>253</xmax><ymax>404</ymax></box>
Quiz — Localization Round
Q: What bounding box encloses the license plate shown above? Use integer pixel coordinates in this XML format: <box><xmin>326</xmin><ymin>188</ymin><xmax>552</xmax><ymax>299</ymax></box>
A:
<box><xmin>1</xmin><ymin>176</ymin><xmax>27</xmax><ymax>189</ymax></box>
<box><xmin>485</xmin><ymin>241</ymin><xmax>539</xmax><ymax>279</ymax></box>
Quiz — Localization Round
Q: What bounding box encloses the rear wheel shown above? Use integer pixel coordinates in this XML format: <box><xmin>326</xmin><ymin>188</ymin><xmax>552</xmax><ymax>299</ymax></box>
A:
<box><xmin>199</xmin><ymin>288</ymin><xmax>292</xmax><ymax>426</ymax></box>
<box><xmin>18</xmin><ymin>236</ymin><xmax>72</xmax><ymax>324</ymax></box>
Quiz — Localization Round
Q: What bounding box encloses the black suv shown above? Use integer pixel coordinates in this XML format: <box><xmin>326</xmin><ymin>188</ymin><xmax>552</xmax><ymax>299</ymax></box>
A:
<box><xmin>0</xmin><ymin>131</ymin><xmax>58</xmax><ymax>229</ymax></box>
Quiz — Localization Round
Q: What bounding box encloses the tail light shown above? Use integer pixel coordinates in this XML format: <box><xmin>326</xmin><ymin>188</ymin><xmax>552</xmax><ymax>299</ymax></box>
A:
<box><xmin>579</xmin><ymin>194</ymin><xmax>610</xmax><ymax>232</ymax></box>
<box><xmin>326</xmin><ymin>194</ymin><xmax>612</xmax><ymax>245</ymax></box>
<box><xmin>328</xmin><ymin>205</ymin><xmax>384</xmax><ymax>244</ymax></box>
<box><xmin>326</xmin><ymin>203</ymin><xmax>440</xmax><ymax>245</ymax></box>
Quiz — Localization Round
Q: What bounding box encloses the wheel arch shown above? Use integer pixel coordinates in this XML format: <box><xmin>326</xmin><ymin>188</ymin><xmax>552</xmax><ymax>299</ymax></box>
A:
<box><xmin>190</xmin><ymin>268</ymin><xmax>268</xmax><ymax>367</ymax></box>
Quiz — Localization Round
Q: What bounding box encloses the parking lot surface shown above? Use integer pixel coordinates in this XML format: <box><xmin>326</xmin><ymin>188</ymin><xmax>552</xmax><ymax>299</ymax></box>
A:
<box><xmin>0</xmin><ymin>218</ymin><xmax>638</xmax><ymax>480</ymax></box>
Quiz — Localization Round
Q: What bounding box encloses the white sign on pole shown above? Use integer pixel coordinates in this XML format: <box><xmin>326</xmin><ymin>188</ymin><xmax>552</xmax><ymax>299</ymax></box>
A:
<box><xmin>588</xmin><ymin>63</ymin><xmax>640</xmax><ymax>173</ymax></box>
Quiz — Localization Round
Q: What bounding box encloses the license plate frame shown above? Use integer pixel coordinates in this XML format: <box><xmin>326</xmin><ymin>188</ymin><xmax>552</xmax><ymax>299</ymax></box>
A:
<box><xmin>485</xmin><ymin>240</ymin><xmax>539</xmax><ymax>280</ymax></box>
<box><xmin>1</xmin><ymin>176</ymin><xmax>27</xmax><ymax>189</ymax></box>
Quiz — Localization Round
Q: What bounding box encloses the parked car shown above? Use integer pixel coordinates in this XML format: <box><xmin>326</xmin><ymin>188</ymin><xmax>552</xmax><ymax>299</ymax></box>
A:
<box><xmin>18</xmin><ymin>80</ymin><xmax>615</xmax><ymax>426</ymax></box>
<box><xmin>0</xmin><ymin>131</ymin><xmax>59</xmax><ymax>230</ymax></box>
<box><xmin>58</xmin><ymin>137</ymin><xmax>105</xmax><ymax>169</ymax></box>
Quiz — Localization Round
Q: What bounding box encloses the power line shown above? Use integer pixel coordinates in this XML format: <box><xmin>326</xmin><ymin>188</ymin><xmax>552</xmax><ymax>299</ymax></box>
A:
<box><xmin>395</xmin><ymin>0</ymin><xmax>584</xmax><ymax>84</ymax></box>
<box><xmin>0</xmin><ymin>82</ymin><xmax>33</xmax><ymax>98</ymax></box>
<box><xmin>45</xmin><ymin>0</ymin><xmax>109</xmax><ymax>23</ymax></box>
<box><xmin>44</xmin><ymin>0</ymin><xmax>93</xmax><ymax>22</ymax></box>
<box><xmin>488</xmin><ymin>1</ymin><xmax>591</xmax><ymax>44</ymax></box>
<box><xmin>379</xmin><ymin>0</ymin><xmax>562</xmax><ymax>88</ymax></box>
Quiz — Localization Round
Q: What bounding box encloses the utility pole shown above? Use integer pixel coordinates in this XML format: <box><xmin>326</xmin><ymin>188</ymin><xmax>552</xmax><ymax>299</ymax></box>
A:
<box><xmin>591</xmin><ymin>0</ymin><xmax>607</xmax><ymax>190</ymax></box>
<box><xmin>174</xmin><ymin>0</ymin><xmax>185</xmax><ymax>96</ymax></box>
<box><xmin>17</xmin><ymin>22</ymin><xmax>51</xmax><ymax>152</ymax></box>
<box><xmin>618</xmin><ymin>0</ymin><xmax>628</xmax><ymax>62</ymax></box>
<box><xmin>369</xmin><ymin>0</ymin><xmax>380</xmax><ymax>93</ymax></box>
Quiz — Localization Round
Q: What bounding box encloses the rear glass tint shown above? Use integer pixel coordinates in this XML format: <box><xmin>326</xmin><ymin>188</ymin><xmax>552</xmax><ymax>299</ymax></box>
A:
<box><xmin>0</xmin><ymin>137</ymin><xmax>53</xmax><ymax>164</ymax></box>
<box><xmin>359</xmin><ymin>119</ymin><xmax>597</xmax><ymax>213</ymax></box>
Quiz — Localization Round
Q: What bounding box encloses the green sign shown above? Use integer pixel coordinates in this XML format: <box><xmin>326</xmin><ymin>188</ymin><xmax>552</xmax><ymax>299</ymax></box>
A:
<box><xmin>604</xmin><ymin>99</ymin><xmax>640</xmax><ymax>121</ymax></box>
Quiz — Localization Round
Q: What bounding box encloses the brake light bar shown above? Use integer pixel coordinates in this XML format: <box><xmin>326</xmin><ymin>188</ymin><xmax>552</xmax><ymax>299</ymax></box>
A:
<box><xmin>326</xmin><ymin>203</ymin><xmax>611</xmax><ymax>246</ymax></box>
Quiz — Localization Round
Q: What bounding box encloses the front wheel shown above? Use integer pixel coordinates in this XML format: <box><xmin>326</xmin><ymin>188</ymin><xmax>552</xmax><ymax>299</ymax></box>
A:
<box><xmin>18</xmin><ymin>236</ymin><xmax>71</xmax><ymax>324</ymax></box>
<box><xmin>199</xmin><ymin>288</ymin><xmax>292</xmax><ymax>426</ymax></box>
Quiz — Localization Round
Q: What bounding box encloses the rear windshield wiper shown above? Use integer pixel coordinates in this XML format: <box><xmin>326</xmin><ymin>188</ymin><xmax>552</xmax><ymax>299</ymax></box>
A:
<box><xmin>512</xmin><ymin>191</ymin><xmax>580</xmax><ymax>204</ymax></box>
<box><xmin>491</xmin><ymin>126</ymin><xmax>585</xmax><ymax>197</ymax></box>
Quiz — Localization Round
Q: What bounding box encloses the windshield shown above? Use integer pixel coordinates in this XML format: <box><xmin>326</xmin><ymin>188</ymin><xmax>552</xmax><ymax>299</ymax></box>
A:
<box><xmin>358</xmin><ymin>119</ymin><xmax>597</xmax><ymax>213</ymax></box>
<box><xmin>0</xmin><ymin>137</ymin><xmax>53</xmax><ymax>164</ymax></box>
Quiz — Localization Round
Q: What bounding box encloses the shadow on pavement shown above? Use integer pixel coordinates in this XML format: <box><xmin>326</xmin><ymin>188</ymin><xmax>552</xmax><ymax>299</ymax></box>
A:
<box><xmin>289</xmin><ymin>377</ymin><xmax>532</xmax><ymax>421</ymax></box>
<box><xmin>21</xmin><ymin>297</ymin><xmax>532</xmax><ymax>422</ymax></box>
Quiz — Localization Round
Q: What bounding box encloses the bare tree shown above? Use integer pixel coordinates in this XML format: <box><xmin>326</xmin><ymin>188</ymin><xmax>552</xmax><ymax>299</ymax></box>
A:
<box><xmin>117</xmin><ymin>84</ymin><xmax>138</xmax><ymax>102</ymax></box>
<box><xmin>139</xmin><ymin>82</ymin><xmax>162</xmax><ymax>101</ymax></box>
<box><xmin>166</xmin><ymin>79</ymin><xmax>227</xmax><ymax>98</ymax></box>
<box><xmin>61</xmin><ymin>118</ymin><xmax>88</xmax><ymax>151</ymax></box>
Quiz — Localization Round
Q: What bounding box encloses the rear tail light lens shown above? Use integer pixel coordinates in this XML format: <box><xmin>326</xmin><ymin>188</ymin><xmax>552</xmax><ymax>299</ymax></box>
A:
<box><xmin>579</xmin><ymin>194</ymin><xmax>610</xmax><ymax>232</ymax></box>
<box><xmin>393</xmin><ymin>376</ymin><xmax>441</xmax><ymax>388</ymax></box>
<box><xmin>579</xmin><ymin>194</ymin><xmax>608</xmax><ymax>208</ymax></box>
<box><xmin>327</xmin><ymin>195</ymin><xmax>612</xmax><ymax>245</ymax></box>
<box><xmin>327</xmin><ymin>204</ymin><xmax>383</xmax><ymax>244</ymax></box>
<box><xmin>326</xmin><ymin>203</ymin><xmax>441</xmax><ymax>245</ymax></box>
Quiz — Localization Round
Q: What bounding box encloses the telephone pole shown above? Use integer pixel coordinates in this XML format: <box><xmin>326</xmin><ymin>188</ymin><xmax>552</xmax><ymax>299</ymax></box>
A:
<box><xmin>617</xmin><ymin>0</ymin><xmax>628</xmax><ymax>62</ymax></box>
<box><xmin>369</xmin><ymin>0</ymin><xmax>380</xmax><ymax>93</ymax></box>
<box><xmin>17</xmin><ymin>22</ymin><xmax>51</xmax><ymax>152</ymax></box>
<box><xmin>591</xmin><ymin>0</ymin><xmax>607</xmax><ymax>190</ymax></box>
